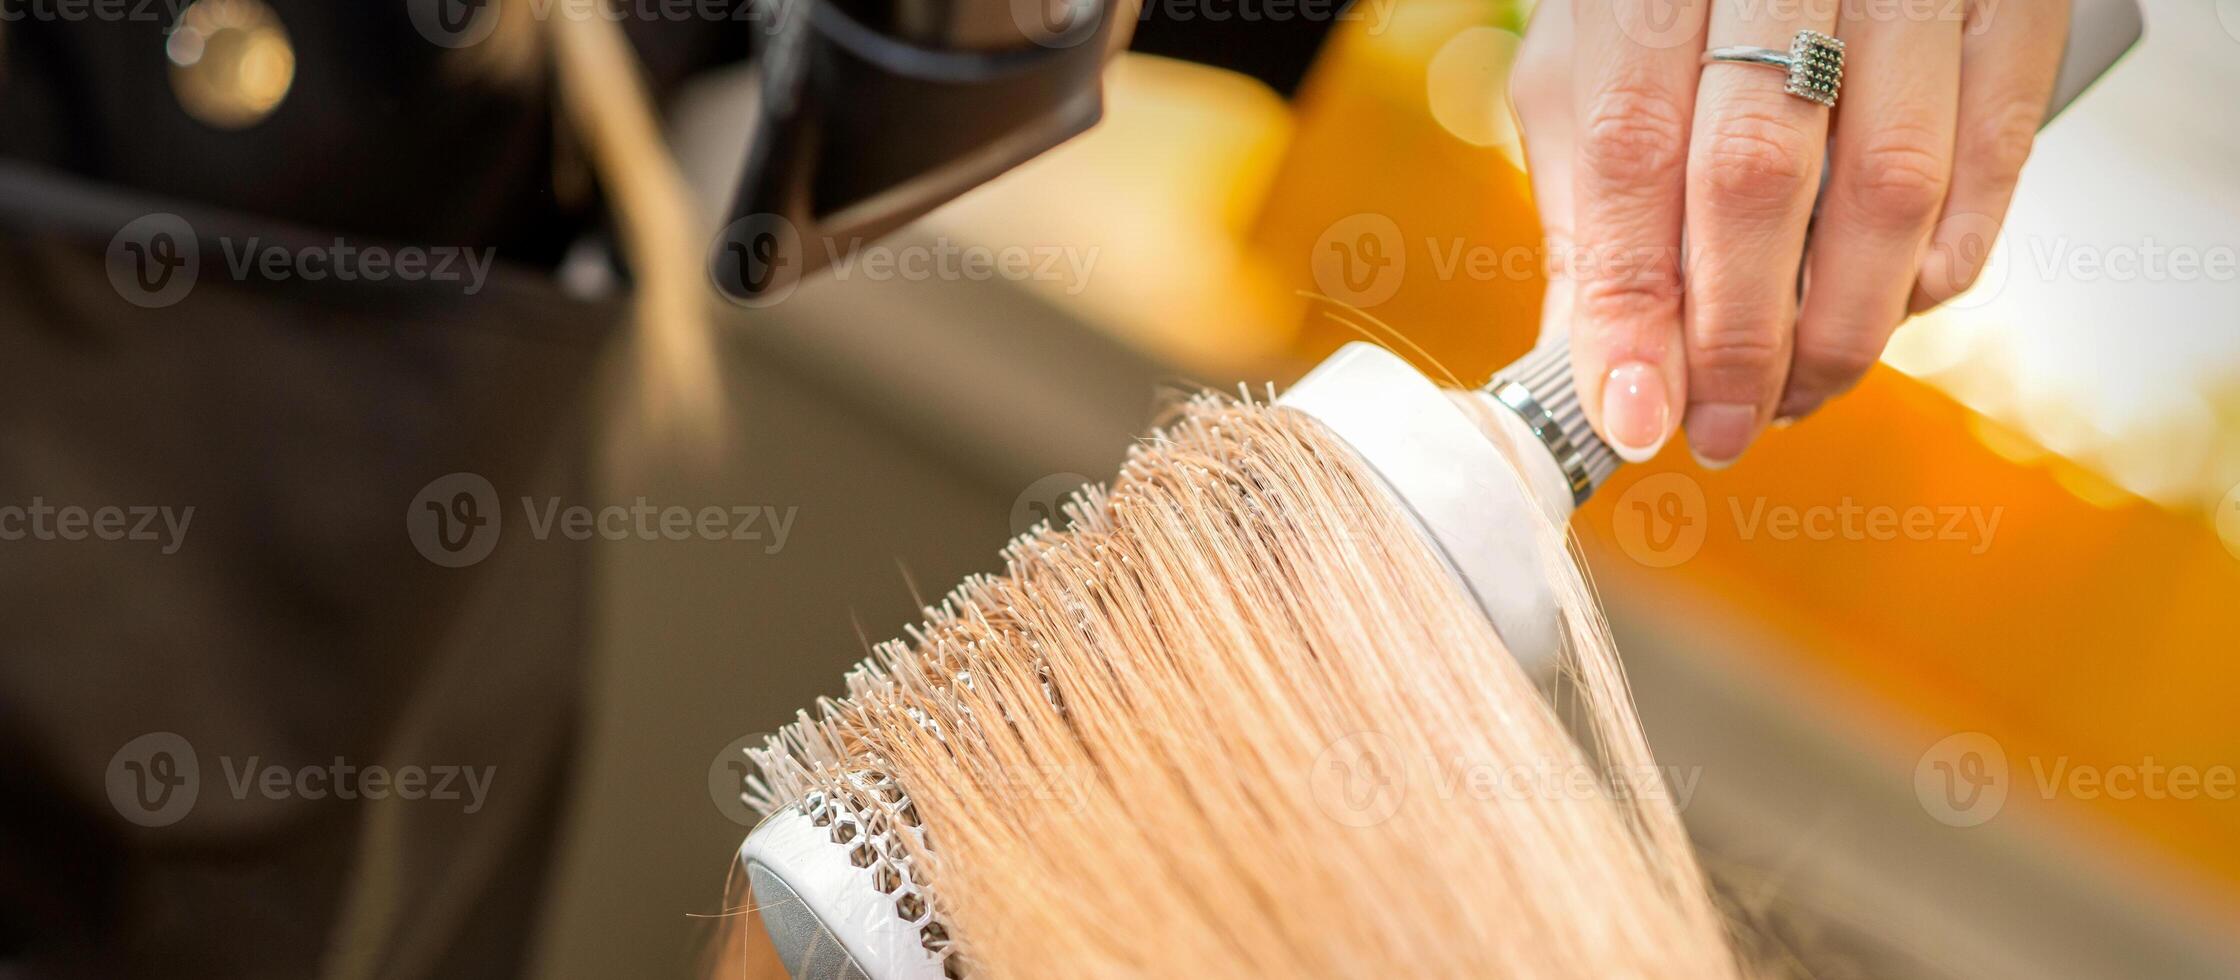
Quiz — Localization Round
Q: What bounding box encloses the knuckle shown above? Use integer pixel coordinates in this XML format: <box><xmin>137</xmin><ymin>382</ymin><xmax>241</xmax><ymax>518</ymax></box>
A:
<box><xmin>1578</xmin><ymin>275</ymin><xmax>1684</xmax><ymax>331</ymax></box>
<box><xmin>1846</xmin><ymin>137</ymin><xmax>1951</xmax><ymax>228</ymax></box>
<box><xmin>1688</xmin><ymin>326</ymin><xmax>1787</xmax><ymax>402</ymax></box>
<box><xmin>1794</xmin><ymin>333</ymin><xmax>1885</xmax><ymax>385</ymax></box>
<box><xmin>1913</xmin><ymin>269</ymin><xmax>1962</xmax><ymax>307</ymax></box>
<box><xmin>1696</xmin><ymin>102</ymin><xmax>1816</xmax><ymax>213</ymax></box>
<box><xmin>1689</xmin><ymin>325</ymin><xmax>1785</xmax><ymax>375</ymax></box>
<box><xmin>1510</xmin><ymin>71</ymin><xmax>1562</xmax><ymax>128</ymax></box>
<box><xmin>1973</xmin><ymin>99</ymin><xmax>2041</xmax><ymax>183</ymax></box>
<box><xmin>1580</xmin><ymin>82</ymin><xmax>1691</xmax><ymax>187</ymax></box>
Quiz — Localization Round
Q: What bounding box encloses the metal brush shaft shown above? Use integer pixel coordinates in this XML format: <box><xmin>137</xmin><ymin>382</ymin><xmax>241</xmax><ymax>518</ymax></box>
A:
<box><xmin>1482</xmin><ymin>338</ymin><xmax>1619</xmax><ymax>508</ymax></box>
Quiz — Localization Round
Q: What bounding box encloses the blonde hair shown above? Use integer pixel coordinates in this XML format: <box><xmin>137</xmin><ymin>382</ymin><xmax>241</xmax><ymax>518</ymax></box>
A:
<box><xmin>734</xmin><ymin>392</ymin><xmax>1742</xmax><ymax>978</ymax></box>
<box><xmin>477</xmin><ymin>0</ymin><xmax>725</xmax><ymax>450</ymax></box>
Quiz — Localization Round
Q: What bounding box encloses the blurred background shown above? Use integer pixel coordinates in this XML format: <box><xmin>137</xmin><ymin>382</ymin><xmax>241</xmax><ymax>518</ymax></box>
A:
<box><xmin>3</xmin><ymin>0</ymin><xmax>2235</xmax><ymax>977</ymax></box>
<box><xmin>549</xmin><ymin>1</ymin><xmax>2240</xmax><ymax>976</ymax></box>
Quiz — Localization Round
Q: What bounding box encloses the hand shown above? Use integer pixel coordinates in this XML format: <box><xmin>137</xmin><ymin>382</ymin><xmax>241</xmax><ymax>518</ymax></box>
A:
<box><xmin>1510</xmin><ymin>0</ymin><xmax>2069</xmax><ymax>466</ymax></box>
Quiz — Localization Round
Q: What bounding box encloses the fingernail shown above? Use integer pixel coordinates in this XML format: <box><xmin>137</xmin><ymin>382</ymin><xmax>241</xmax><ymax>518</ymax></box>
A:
<box><xmin>1771</xmin><ymin>415</ymin><xmax>1798</xmax><ymax>430</ymax></box>
<box><xmin>1601</xmin><ymin>362</ymin><xmax>1671</xmax><ymax>462</ymax></box>
<box><xmin>1684</xmin><ymin>402</ymin><xmax>1757</xmax><ymax>468</ymax></box>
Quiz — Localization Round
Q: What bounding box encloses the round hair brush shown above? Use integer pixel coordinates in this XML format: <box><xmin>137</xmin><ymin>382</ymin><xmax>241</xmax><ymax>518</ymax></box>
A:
<box><xmin>720</xmin><ymin>6</ymin><xmax>2145</xmax><ymax>963</ymax></box>
<box><xmin>731</xmin><ymin>338</ymin><xmax>1629</xmax><ymax>980</ymax></box>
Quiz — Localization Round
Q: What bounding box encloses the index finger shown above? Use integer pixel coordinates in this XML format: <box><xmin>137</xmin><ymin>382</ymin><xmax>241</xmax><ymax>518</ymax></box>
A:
<box><xmin>1570</xmin><ymin>0</ymin><xmax>1711</xmax><ymax>461</ymax></box>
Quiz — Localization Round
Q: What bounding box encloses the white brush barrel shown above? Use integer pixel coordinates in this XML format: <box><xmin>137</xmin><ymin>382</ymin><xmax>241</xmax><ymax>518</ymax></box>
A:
<box><xmin>1277</xmin><ymin>343</ymin><xmax>1580</xmax><ymax>678</ymax></box>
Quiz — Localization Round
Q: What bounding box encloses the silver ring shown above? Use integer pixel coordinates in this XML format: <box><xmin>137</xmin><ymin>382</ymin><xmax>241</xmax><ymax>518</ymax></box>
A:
<box><xmin>1702</xmin><ymin>29</ymin><xmax>1846</xmax><ymax>108</ymax></box>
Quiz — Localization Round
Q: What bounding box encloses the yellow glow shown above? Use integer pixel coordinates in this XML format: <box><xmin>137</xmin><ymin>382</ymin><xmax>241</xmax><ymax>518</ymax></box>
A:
<box><xmin>236</xmin><ymin>34</ymin><xmax>296</xmax><ymax>111</ymax></box>
<box><xmin>1425</xmin><ymin>26</ymin><xmax>1523</xmax><ymax>167</ymax></box>
<box><xmin>1880</xmin><ymin>314</ymin><xmax>1976</xmax><ymax>380</ymax></box>
<box><xmin>2050</xmin><ymin>461</ymin><xmax>2143</xmax><ymax>511</ymax></box>
<box><xmin>168</xmin><ymin>0</ymin><xmax>294</xmax><ymax>129</ymax></box>
<box><xmin>929</xmin><ymin>56</ymin><xmax>1297</xmax><ymax>374</ymax></box>
<box><xmin>1965</xmin><ymin>413</ymin><xmax>2049</xmax><ymax>467</ymax></box>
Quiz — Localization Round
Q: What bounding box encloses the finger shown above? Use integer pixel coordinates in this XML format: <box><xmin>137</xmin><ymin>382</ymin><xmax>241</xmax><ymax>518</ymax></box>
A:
<box><xmin>1513</xmin><ymin>0</ymin><xmax>1577</xmax><ymax>345</ymax></box>
<box><xmin>1568</xmin><ymin>0</ymin><xmax>1710</xmax><ymax>462</ymax></box>
<box><xmin>1910</xmin><ymin>0</ymin><xmax>2068</xmax><ymax>312</ymax></box>
<box><xmin>1782</xmin><ymin>5</ymin><xmax>1961</xmax><ymax>421</ymax></box>
<box><xmin>1680</xmin><ymin>0</ymin><xmax>1838</xmax><ymax>465</ymax></box>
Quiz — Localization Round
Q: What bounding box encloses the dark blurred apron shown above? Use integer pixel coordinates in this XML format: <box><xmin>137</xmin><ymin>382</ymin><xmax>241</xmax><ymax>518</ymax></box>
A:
<box><xmin>0</xmin><ymin>162</ymin><xmax>615</xmax><ymax>980</ymax></box>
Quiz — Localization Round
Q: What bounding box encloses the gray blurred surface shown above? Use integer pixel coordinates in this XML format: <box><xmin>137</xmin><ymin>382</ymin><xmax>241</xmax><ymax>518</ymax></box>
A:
<box><xmin>528</xmin><ymin>268</ymin><xmax>1169</xmax><ymax>980</ymax></box>
<box><xmin>1611</xmin><ymin>596</ymin><xmax>2240</xmax><ymax>980</ymax></box>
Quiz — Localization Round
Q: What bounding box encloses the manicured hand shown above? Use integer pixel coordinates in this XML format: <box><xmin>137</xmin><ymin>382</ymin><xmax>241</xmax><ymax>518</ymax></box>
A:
<box><xmin>1510</xmin><ymin>0</ymin><xmax>2070</xmax><ymax>465</ymax></box>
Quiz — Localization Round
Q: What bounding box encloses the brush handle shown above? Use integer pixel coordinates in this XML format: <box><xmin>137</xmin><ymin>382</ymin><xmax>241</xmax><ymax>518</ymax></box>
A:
<box><xmin>1483</xmin><ymin>340</ymin><xmax>1618</xmax><ymax>511</ymax></box>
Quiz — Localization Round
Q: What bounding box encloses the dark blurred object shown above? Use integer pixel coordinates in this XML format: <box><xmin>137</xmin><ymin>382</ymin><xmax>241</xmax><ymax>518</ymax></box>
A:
<box><xmin>0</xmin><ymin>164</ymin><xmax>610</xmax><ymax>980</ymax></box>
<box><xmin>1127</xmin><ymin>0</ymin><xmax>1335</xmax><ymax>95</ymax></box>
<box><xmin>712</xmin><ymin>0</ymin><xmax>1119</xmax><ymax>301</ymax></box>
<box><xmin>0</xmin><ymin>1</ymin><xmax>748</xmax><ymax>267</ymax></box>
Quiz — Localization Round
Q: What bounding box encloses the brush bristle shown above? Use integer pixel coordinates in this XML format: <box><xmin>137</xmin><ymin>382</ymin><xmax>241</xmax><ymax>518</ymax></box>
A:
<box><xmin>734</xmin><ymin>392</ymin><xmax>1739</xmax><ymax>979</ymax></box>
